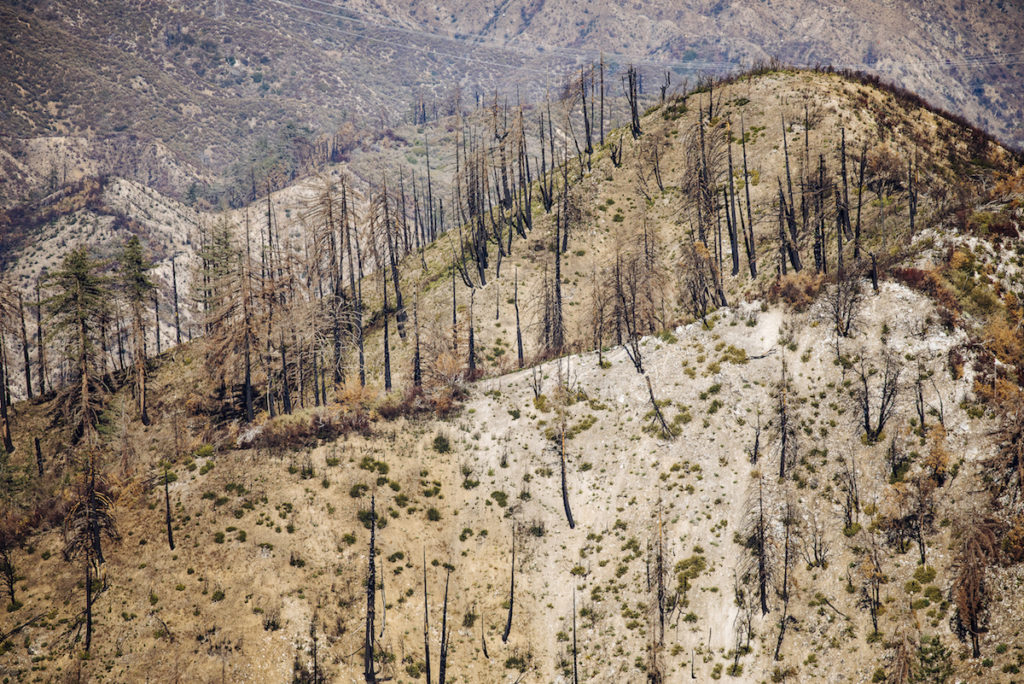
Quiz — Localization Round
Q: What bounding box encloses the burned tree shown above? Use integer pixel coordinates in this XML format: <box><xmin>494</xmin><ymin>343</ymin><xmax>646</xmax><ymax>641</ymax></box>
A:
<box><xmin>742</xmin><ymin>475</ymin><xmax>774</xmax><ymax>616</ymax></box>
<box><xmin>739</xmin><ymin>114</ymin><xmax>758</xmax><ymax>277</ymax></box>
<box><xmin>62</xmin><ymin>451</ymin><xmax>120</xmax><ymax>653</ymax></box>
<box><xmin>826</xmin><ymin>270</ymin><xmax>863</xmax><ymax>360</ymax></box>
<box><xmin>502</xmin><ymin>524</ymin><xmax>516</xmax><ymax>643</ymax></box>
<box><xmin>773</xmin><ymin>495</ymin><xmax>797</xmax><ymax>660</ymax></box>
<box><xmin>438</xmin><ymin>568</ymin><xmax>452</xmax><ymax>684</ymax></box>
<box><xmin>857</xmin><ymin>526</ymin><xmax>886</xmax><ymax>636</ymax></box>
<box><xmin>856</xmin><ymin>349</ymin><xmax>903</xmax><ymax>443</ymax></box>
<box><xmin>555</xmin><ymin>366</ymin><xmax>576</xmax><ymax>528</ymax></box>
<box><xmin>163</xmin><ymin>464</ymin><xmax>175</xmax><ymax>551</ymax></box>
<box><xmin>364</xmin><ymin>493</ymin><xmax>381</xmax><ymax>683</ymax></box>
<box><xmin>775</xmin><ymin>359</ymin><xmax>798</xmax><ymax>480</ymax></box>
<box><xmin>422</xmin><ymin>550</ymin><xmax>432</xmax><ymax>684</ymax></box>
<box><xmin>118</xmin><ymin>235</ymin><xmax>155</xmax><ymax>426</ymax></box>
<box><xmin>623</xmin><ymin>65</ymin><xmax>642</xmax><ymax>139</ymax></box>
<box><xmin>951</xmin><ymin>518</ymin><xmax>999</xmax><ymax>658</ymax></box>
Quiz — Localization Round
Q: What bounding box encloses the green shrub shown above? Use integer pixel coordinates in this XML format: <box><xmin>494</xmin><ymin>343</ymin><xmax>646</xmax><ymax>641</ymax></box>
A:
<box><xmin>432</xmin><ymin>434</ymin><xmax>451</xmax><ymax>453</ymax></box>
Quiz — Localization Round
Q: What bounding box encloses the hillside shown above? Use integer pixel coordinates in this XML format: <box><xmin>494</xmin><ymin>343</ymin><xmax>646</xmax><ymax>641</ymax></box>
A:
<box><xmin>1</xmin><ymin>70</ymin><xmax>1023</xmax><ymax>684</ymax></box>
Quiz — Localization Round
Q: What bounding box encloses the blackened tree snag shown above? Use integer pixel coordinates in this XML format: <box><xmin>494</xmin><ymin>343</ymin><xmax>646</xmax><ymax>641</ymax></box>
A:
<box><xmin>743</xmin><ymin>475</ymin><xmax>773</xmax><ymax>616</ymax></box>
<box><xmin>740</xmin><ymin>114</ymin><xmax>757</xmax><ymax>277</ymax></box>
<box><xmin>422</xmin><ymin>549</ymin><xmax>432</xmax><ymax>684</ymax></box>
<box><xmin>776</xmin><ymin>359</ymin><xmax>798</xmax><ymax>480</ymax></box>
<box><xmin>502</xmin><ymin>525</ymin><xmax>515</xmax><ymax>643</ymax></box>
<box><xmin>0</xmin><ymin>340</ymin><xmax>12</xmax><ymax>453</ymax></box>
<box><xmin>172</xmin><ymin>256</ymin><xmax>182</xmax><ymax>345</ymax></box>
<box><xmin>62</xmin><ymin>455</ymin><xmax>120</xmax><ymax>653</ymax></box>
<box><xmin>857</xmin><ymin>350</ymin><xmax>902</xmax><ymax>443</ymax></box>
<box><xmin>119</xmin><ymin>235</ymin><xmax>154</xmax><ymax>426</ymax></box>
<box><xmin>364</xmin><ymin>493</ymin><xmax>378</xmax><ymax>683</ymax></box>
<box><xmin>163</xmin><ymin>465</ymin><xmax>175</xmax><ymax>551</ymax></box>
<box><xmin>952</xmin><ymin>519</ymin><xmax>998</xmax><ymax>658</ymax></box>
<box><xmin>468</xmin><ymin>289</ymin><xmax>476</xmax><ymax>378</ymax></box>
<box><xmin>413</xmin><ymin>290</ymin><xmax>422</xmax><ymax>388</ymax></box>
<box><xmin>35</xmin><ymin>278</ymin><xmax>46</xmax><ymax>395</ymax></box>
<box><xmin>17</xmin><ymin>293</ymin><xmax>32</xmax><ymax>399</ymax></box>
<box><xmin>572</xmin><ymin>586</ymin><xmax>579</xmax><ymax>684</ymax></box>
<box><xmin>560</xmin><ymin>410</ymin><xmax>576</xmax><ymax>529</ymax></box>
<box><xmin>624</xmin><ymin>65</ymin><xmax>641</xmax><ymax>138</ymax></box>
<box><xmin>773</xmin><ymin>496</ymin><xmax>797</xmax><ymax>660</ymax></box>
<box><xmin>725</xmin><ymin>135</ymin><xmax>741</xmax><ymax>277</ymax></box>
<box><xmin>514</xmin><ymin>268</ymin><xmax>524</xmax><ymax>369</ymax></box>
<box><xmin>438</xmin><ymin>568</ymin><xmax>451</xmax><ymax>684</ymax></box>
<box><xmin>854</xmin><ymin>142</ymin><xmax>867</xmax><ymax>259</ymax></box>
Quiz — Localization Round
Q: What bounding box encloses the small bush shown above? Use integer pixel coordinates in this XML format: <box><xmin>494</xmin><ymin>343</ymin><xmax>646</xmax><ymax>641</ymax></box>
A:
<box><xmin>768</xmin><ymin>273</ymin><xmax>824</xmax><ymax>311</ymax></box>
<box><xmin>432</xmin><ymin>434</ymin><xmax>451</xmax><ymax>454</ymax></box>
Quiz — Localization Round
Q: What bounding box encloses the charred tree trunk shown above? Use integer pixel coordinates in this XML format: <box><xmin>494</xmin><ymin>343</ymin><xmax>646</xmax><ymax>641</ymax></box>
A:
<box><xmin>382</xmin><ymin>263</ymin><xmax>392</xmax><ymax>392</ymax></box>
<box><xmin>18</xmin><ymin>293</ymin><xmax>32</xmax><ymax>399</ymax></box>
<box><xmin>84</xmin><ymin>558</ymin><xmax>93</xmax><ymax>652</ymax></box>
<box><xmin>726</xmin><ymin>140</ymin><xmax>740</xmax><ymax>276</ymax></box>
<box><xmin>502</xmin><ymin>527</ymin><xmax>515</xmax><ymax>643</ymax></box>
<box><xmin>624</xmin><ymin>65</ymin><xmax>642</xmax><ymax>138</ymax></box>
<box><xmin>35</xmin><ymin>279</ymin><xmax>46</xmax><ymax>395</ymax></box>
<box><xmin>740</xmin><ymin>115</ymin><xmax>757</xmax><ymax>277</ymax></box>
<box><xmin>514</xmin><ymin>269</ymin><xmax>524</xmax><ymax>368</ymax></box>
<box><xmin>279</xmin><ymin>332</ymin><xmax>292</xmax><ymax>415</ymax></box>
<box><xmin>599</xmin><ymin>55</ymin><xmax>605</xmax><ymax>145</ymax></box>
<box><xmin>164</xmin><ymin>467</ymin><xmax>175</xmax><ymax>550</ymax></box>
<box><xmin>438</xmin><ymin>569</ymin><xmax>451</xmax><ymax>684</ymax></box>
<box><xmin>468</xmin><ymin>289</ymin><xmax>476</xmax><ymax>378</ymax></box>
<box><xmin>172</xmin><ymin>257</ymin><xmax>182</xmax><ymax>345</ymax></box>
<box><xmin>0</xmin><ymin>338</ymin><xmax>14</xmax><ymax>453</ymax></box>
<box><xmin>422</xmin><ymin>550</ymin><xmax>432</xmax><ymax>684</ymax></box>
<box><xmin>364</xmin><ymin>494</ymin><xmax>378</xmax><ymax>683</ymax></box>
<box><xmin>153</xmin><ymin>291</ymin><xmax>161</xmax><ymax>356</ymax></box>
<box><xmin>560</xmin><ymin>425</ymin><xmax>575</xmax><ymax>529</ymax></box>
<box><xmin>854</xmin><ymin>142</ymin><xmax>867</xmax><ymax>260</ymax></box>
<box><xmin>413</xmin><ymin>292</ymin><xmax>422</xmax><ymax>388</ymax></box>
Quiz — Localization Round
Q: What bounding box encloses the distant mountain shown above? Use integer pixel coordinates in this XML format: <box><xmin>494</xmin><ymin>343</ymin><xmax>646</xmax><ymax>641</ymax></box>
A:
<box><xmin>1</xmin><ymin>0</ymin><xmax>1022</xmax><ymax>207</ymax></box>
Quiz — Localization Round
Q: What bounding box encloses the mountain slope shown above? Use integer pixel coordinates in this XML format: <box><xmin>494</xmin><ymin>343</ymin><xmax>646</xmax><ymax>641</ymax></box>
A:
<box><xmin>0</xmin><ymin>70</ymin><xmax>1023</xmax><ymax>684</ymax></box>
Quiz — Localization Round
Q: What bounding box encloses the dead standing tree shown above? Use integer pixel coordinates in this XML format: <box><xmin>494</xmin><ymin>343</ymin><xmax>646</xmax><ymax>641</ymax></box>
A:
<box><xmin>363</xmin><ymin>493</ymin><xmax>383</xmax><ymax>683</ymax></box>
<box><xmin>857</xmin><ymin>348</ymin><xmax>903</xmax><ymax>443</ymax></box>
<box><xmin>502</xmin><ymin>524</ymin><xmax>517</xmax><ymax>643</ymax></box>
<box><xmin>951</xmin><ymin>518</ymin><xmax>999</xmax><ymax>658</ymax></box>
<box><xmin>623</xmin><ymin>65</ymin><xmax>642</xmax><ymax>139</ymax></box>
<box><xmin>775</xmin><ymin>359</ymin><xmax>798</xmax><ymax>480</ymax></box>
<box><xmin>62</xmin><ymin>452</ymin><xmax>120</xmax><ymax>653</ymax></box>
<box><xmin>554</xmin><ymin>362</ymin><xmax>576</xmax><ymax>528</ymax></box>
<box><xmin>773</xmin><ymin>494</ymin><xmax>798</xmax><ymax>660</ymax></box>
<box><xmin>742</xmin><ymin>475</ymin><xmax>775</xmax><ymax>616</ymax></box>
